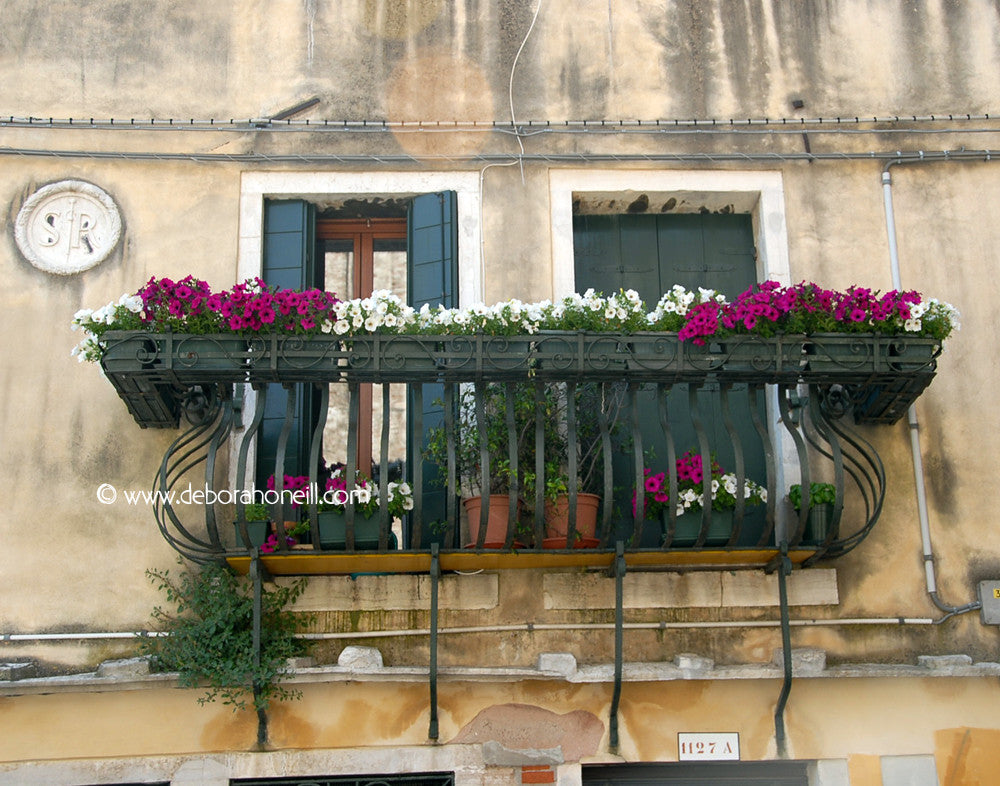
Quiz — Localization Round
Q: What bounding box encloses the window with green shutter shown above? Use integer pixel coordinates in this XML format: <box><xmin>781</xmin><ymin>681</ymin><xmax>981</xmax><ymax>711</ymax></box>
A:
<box><xmin>258</xmin><ymin>192</ymin><xmax>458</xmax><ymax>546</ymax></box>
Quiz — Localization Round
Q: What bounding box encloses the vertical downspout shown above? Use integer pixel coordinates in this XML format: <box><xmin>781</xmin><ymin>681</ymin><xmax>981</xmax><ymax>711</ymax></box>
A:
<box><xmin>881</xmin><ymin>164</ymin><xmax>980</xmax><ymax>619</ymax></box>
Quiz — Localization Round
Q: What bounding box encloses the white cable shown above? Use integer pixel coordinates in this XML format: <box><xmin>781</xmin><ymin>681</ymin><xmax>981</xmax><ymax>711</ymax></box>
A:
<box><xmin>508</xmin><ymin>0</ymin><xmax>544</xmax><ymax>183</ymax></box>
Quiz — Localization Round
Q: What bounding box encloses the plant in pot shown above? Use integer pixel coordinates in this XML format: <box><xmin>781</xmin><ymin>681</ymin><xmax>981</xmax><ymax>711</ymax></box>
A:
<box><xmin>788</xmin><ymin>481</ymin><xmax>838</xmax><ymax>544</ymax></box>
<box><xmin>526</xmin><ymin>461</ymin><xmax>602</xmax><ymax>549</ymax></box>
<box><xmin>528</xmin><ymin>382</ymin><xmax>623</xmax><ymax>549</ymax></box>
<box><xmin>234</xmin><ymin>502</ymin><xmax>271</xmax><ymax>549</ymax></box>
<box><xmin>634</xmin><ymin>451</ymin><xmax>767</xmax><ymax>547</ymax></box>
<box><xmin>426</xmin><ymin>382</ymin><xmax>556</xmax><ymax>548</ymax></box>
<box><xmin>316</xmin><ymin>465</ymin><xmax>412</xmax><ymax>550</ymax></box>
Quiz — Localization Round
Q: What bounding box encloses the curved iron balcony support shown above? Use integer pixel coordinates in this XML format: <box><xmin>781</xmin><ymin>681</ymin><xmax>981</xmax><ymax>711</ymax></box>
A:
<box><xmin>100</xmin><ymin>331</ymin><xmax>937</xmax><ymax>570</ymax></box>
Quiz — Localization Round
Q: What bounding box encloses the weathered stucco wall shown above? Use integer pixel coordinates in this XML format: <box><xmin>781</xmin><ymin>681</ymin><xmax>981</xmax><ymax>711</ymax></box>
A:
<box><xmin>2</xmin><ymin>1</ymin><xmax>999</xmax><ymax>119</ymax></box>
<box><xmin>2</xmin><ymin>2</ymin><xmax>1000</xmax><ymax>777</ymax></box>
<box><xmin>2</xmin><ymin>674</ymin><xmax>1000</xmax><ymax>778</ymax></box>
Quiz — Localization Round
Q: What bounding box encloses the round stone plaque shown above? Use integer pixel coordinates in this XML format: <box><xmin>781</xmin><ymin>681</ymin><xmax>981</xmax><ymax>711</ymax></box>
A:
<box><xmin>15</xmin><ymin>180</ymin><xmax>122</xmax><ymax>275</ymax></box>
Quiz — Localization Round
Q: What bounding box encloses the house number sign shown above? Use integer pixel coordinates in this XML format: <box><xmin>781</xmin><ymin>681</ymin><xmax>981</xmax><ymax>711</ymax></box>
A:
<box><xmin>15</xmin><ymin>180</ymin><xmax>122</xmax><ymax>275</ymax></box>
<box><xmin>677</xmin><ymin>732</ymin><xmax>740</xmax><ymax>761</ymax></box>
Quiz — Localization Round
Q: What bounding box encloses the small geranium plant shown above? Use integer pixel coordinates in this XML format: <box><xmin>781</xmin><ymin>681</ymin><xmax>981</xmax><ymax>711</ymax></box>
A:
<box><xmin>634</xmin><ymin>451</ymin><xmax>767</xmax><ymax>519</ymax></box>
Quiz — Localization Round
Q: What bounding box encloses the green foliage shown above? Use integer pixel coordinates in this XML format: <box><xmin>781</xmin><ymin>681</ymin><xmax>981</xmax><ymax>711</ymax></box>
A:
<box><xmin>141</xmin><ymin>562</ymin><xmax>310</xmax><ymax>713</ymax></box>
<box><xmin>426</xmin><ymin>381</ymin><xmax>622</xmax><ymax>502</ymax></box>
<box><xmin>244</xmin><ymin>503</ymin><xmax>270</xmax><ymax>522</ymax></box>
<box><xmin>425</xmin><ymin>382</ymin><xmax>562</xmax><ymax>496</ymax></box>
<box><xmin>789</xmin><ymin>482</ymin><xmax>837</xmax><ymax>509</ymax></box>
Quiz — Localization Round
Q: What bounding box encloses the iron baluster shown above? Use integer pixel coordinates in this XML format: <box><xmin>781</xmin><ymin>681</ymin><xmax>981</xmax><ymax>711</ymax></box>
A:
<box><xmin>689</xmin><ymin>383</ymin><xmax>713</xmax><ymax>548</ymax></box>
<box><xmin>306</xmin><ymin>382</ymin><xmax>331</xmax><ymax>551</ymax></box>
<box><xmin>719</xmin><ymin>381</ymin><xmax>745</xmax><ymax>547</ymax></box>
<box><xmin>235</xmin><ymin>383</ymin><xmax>268</xmax><ymax>550</ymax></box>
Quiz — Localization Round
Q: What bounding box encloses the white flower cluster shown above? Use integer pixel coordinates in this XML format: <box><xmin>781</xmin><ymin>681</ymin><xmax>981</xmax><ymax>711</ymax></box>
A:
<box><xmin>675</xmin><ymin>473</ymin><xmax>767</xmax><ymax>516</ymax></box>
<box><xmin>425</xmin><ymin>297</ymin><xmax>553</xmax><ymax>334</ymax></box>
<box><xmin>70</xmin><ymin>294</ymin><xmax>144</xmax><ymax>362</ymax></box>
<box><xmin>602</xmin><ymin>288</ymin><xmax>644</xmax><ymax>322</ymax></box>
<box><xmin>903</xmin><ymin>298</ymin><xmax>961</xmax><ymax>334</ymax></box>
<box><xmin>320</xmin><ymin>287</ymin><xmax>655</xmax><ymax>337</ymax></box>
<box><xmin>324</xmin><ymin>290</ymin><xmax>418</xmax><ymax>335</ymax></box>
<box><xmin>647</xmin><ymin>285</ymin><xmax>725</xmax><ymax>326</ymax></box>
<box><xmin>386</xmin><ymin>480</ymin><xmax>415</xmax><ymax>511</ymax></box>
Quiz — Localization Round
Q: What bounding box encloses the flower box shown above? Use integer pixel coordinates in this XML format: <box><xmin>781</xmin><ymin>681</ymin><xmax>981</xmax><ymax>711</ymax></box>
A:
<box><xmin>685</xmin><ymin>335</ymin><xmax>805</xmax><ymax>377</ymax></box>
<box><xmin>804</xmin><ymin>334</ymin><xmax>875</xmax><ymax>373</ymax></box>
<box><xmin>101</xmin><ymin>331</ymin><xmax>165</xmax><ymax>372</ymax></box>
<box><xmin>663</xmin><ymin>510</ymin><xmax>733</xmax><ymax>547</ymax></box>
<box><xmin>171</xmin><ymin>335</ymin><xmax>248</xmax><ymax>372</ymax></box>
<box><xmin>233</xmin><ymin>520</ymin><xmax>270</xmax><ymax>549</ymax></box>
<box><xmin>248</xmin><ymin>333</ymin><xmax>344</xmax><ymax>380</ymax></box>
<box><xmin>879</xmin><ymin>336</ymin><xmax>941</xmax><ymax>373</ymax></box>
<box><xmin>317</xmin><ymin>510</ymin><xmax>384</xmax><ymax>550</ymax></box>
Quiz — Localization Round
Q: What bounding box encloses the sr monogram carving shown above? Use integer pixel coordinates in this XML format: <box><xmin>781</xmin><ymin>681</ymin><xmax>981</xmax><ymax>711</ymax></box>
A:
<box><xmin>15</xmin><ymin>180</ymin><xmax>122</xmax><ymax>275</ymax></box>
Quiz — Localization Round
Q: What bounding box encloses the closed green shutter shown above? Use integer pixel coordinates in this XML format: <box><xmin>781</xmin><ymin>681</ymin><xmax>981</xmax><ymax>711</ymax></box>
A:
<box><xmin>257</xmin><ymin>199</ymin><xmax>317</xmax><ymax>491</ymax></box>
<box><xmin>573</xmin><ymin>213</ymin><xmax>765</xmax><ymax>544</ymax></box>
<box><xmin>407</xmin><ymin>191</ymin><xmax>458</xmax><ymax>547</ymax></box>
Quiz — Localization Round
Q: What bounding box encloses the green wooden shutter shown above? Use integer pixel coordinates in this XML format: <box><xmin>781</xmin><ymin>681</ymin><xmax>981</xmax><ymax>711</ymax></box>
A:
<box><xmin>407</xmin><ymin>191</ymin><xmax>458</xmax><ymax>547</ymax></box>
<box><xmin>257</xmin><ymin>199</ymin><xmax>317</xmax><ymax>491</ymax></box>
<box><xmin>573</xmin><ymin>213</ymin><xmax>765</xmax><ymax>545</ymax></box>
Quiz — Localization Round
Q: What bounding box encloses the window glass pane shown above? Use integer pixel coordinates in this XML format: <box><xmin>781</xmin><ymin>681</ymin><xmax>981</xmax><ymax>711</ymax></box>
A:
<box><xmin>321</xmin><ymin>237</ymin><xmax>355</xmax><ymax>470</ymax></box>
<box><xmin>323</xmin><ymin>238</ymin><xmax>355</xmax><ymax>299</ymax></box>
<box><xmin>372</xmin><ymin>238</ymin><xmax>409</xmax><ymax>479</ymax></box>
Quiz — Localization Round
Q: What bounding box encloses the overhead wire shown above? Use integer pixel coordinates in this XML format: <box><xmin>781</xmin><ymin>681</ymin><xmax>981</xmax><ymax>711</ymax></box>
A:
<box><xmin>1</xmin><ymin>146</ymin><xmax>997</xmax><ymax>166</ymax></box>
<box><xmin>2</xmin><ymin>113</ymin><xmax>997</xmax><ymax>133</ymax></box>
<box><xmin>507</xmin><ymin>0</ymin><xmax>544</xmax><ymax>182</ymax></box>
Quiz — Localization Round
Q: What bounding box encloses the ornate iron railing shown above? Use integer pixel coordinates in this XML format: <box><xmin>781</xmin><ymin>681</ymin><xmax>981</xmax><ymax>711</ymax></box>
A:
<box><xmin>101</xmin><ymin>330</ymin><xmax>940</xmax><ymax>570</ymax></box>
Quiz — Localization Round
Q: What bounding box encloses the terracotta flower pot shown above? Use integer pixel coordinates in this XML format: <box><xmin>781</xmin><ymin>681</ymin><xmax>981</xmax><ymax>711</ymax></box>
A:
<box><xmin>543</xmin><ymin>492</ymin><xmax>601</xmax><ymax>542</ymax></box>
<box><xmin>463</xmin><ymin>495</ymin><xmax>520</xmax><ymax>548</ymax></box>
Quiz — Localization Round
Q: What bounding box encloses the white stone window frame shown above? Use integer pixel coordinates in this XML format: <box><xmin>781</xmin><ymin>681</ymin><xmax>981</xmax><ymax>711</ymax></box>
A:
<box><xmin>549</xmin><ymin>169</ymin><xmax>798</xmax><ymax>537</ymax></box>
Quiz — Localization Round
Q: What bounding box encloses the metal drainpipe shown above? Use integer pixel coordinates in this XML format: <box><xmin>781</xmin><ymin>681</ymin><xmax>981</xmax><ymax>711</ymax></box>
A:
<box><xmin>881</xmin><ymin>160</ymin><xmax>981</xmax><ymax>619</ymax></box>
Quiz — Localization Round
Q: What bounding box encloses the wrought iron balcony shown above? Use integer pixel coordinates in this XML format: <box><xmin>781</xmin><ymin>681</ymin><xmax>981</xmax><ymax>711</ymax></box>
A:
<box><xmin>101</xmin><ymin>330</ymin><xmax>940</xmax><ymax>574</ymax></box>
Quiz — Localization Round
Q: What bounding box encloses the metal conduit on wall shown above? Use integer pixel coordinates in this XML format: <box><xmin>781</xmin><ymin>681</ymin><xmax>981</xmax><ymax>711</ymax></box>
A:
<box><xmin>1</xmin><ymin>617</ymin><xmax>940</xmax><ymax>643</ymax></box>
<box><xmin>880</xmin><ymin>157</ymin><xmax>987</xmax><ymax>620</ymax></box>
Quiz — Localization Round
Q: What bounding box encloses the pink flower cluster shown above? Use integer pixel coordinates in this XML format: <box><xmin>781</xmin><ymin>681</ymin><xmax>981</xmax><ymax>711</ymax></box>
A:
<box><xmin>632</xmin><ymin>452</ymin><xmax>721</xmax><ymax>518</ymax></box>
<box><xmin>678</xmin><ymin>281</ymin><xmax>927</xmax><ymax>344</ymax></box>
<box><xmin>135</xmin><ymin>276</ymin><xmax>340</xmax><ymax>335</ymax></box>
<box><xmin>266</xmin><ymin>473</ymin><xmax>312</xmax><ymax>510</ymax></box>
<box><xmin>260</xmin><ymin>534</ymin><xmax>297</xmax><ymax>553</ymax></box>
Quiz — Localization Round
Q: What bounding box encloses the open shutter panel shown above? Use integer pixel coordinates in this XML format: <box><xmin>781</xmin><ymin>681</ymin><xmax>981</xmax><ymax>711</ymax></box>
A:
<box><xmin>257</xmin><ymin>199</ymin><xmax>317</xmax><ymax>491</ymax></box>
<box><xmin>407</xmin><ymin>191</ymin><xmax>458</xmax><ymax>547</ymax></box>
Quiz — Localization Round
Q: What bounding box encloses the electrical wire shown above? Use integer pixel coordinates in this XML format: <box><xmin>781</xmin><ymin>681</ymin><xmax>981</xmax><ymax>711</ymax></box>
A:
<box><xmin>2</xmin><ymin>113</ymin><xmax>997</xmax><ymax>133</ymax></box>
<box><xmin>1</xmin><ymin>146</ymin><xmax>998</xmax><ymax>166</ymax></box>
<box><xmin>508</xmin><ymin>0</ymin><xmax>544</xmax><ymax>182</ymax></box>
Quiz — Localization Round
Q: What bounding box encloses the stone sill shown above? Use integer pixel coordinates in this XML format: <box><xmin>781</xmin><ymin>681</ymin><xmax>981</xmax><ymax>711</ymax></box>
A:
<box><xmin>3</xmin><ymin>651</ymin><xmax>998</xmax><ymax>698</ymax></box>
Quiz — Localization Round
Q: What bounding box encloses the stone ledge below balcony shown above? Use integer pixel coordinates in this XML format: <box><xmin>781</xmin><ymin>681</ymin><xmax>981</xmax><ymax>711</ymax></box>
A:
<box><xmin>5</xmin><ymin>650</ymin><xmax>1000</xmax><ymax>697</ymax></box>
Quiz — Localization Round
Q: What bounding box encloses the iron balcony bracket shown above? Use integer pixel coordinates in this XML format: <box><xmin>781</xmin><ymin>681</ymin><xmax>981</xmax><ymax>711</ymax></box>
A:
<box><xmin>774</xmin><ymin>541</ymin><xmax>794</xmax><ymax>758</ymax></box>
<box><xmin>609</xmin><ymin>541</ymin><xmax>626</xmax><ymax>751</ymax></box>
<box><xmin>429</xmin><ymin>543</ymin><xmax>440</xmax><ymax>741</ymax></box>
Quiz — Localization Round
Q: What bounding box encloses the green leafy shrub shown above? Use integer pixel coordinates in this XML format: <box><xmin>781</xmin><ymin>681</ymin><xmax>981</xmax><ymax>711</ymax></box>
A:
<box><xmin>142</xmin><ymin>562</ymin><xmax>310</xmax><ymax>713</ymax></box>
